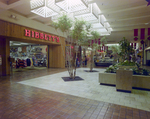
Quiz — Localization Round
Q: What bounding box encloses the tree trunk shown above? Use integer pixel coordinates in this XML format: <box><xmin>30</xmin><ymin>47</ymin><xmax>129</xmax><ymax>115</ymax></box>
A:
<box><xmin>79</xmin><ymin>46</ymin><xmax>82</xmax><ymax>66</ymax></box>
<box><xmin>90</xmin><ymin>50</ymin><xmax>94</xmax><ymax>72</ymax></box>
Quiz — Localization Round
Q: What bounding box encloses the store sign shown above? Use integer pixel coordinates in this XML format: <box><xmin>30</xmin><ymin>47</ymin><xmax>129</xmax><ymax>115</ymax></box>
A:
<box><xmin>0</xmin><ymin>55</ymin><xmax>2</xmax><ymax>65</ymax></box>
<box><xmin>25</xmin><ymin>29</ymin><xmax>59</xmax><ymax>43</ymax></box>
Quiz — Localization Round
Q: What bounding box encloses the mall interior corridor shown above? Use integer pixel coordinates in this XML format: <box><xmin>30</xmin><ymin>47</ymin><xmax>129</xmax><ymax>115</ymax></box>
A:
<box><xmin>0</xmin><ymin>67</ymin><xmax>150</xmax><ymax>119</ymax></box>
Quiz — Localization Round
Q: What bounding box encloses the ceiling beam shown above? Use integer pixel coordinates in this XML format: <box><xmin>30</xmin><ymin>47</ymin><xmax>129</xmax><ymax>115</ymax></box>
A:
<box><xmin>0</xmin><ymin>0</ymin><xmax>27</xmax><ymax>10</ymax></box>
<box><xmin>44</xmin><ymin>21</ymin><xmax>53</xmax><ymax>26</ymax></box>
<box><xmin>99</xmin><ymin>5</ymin><xmax>146</xmax><ymax>15</ymax></box>
<box><xmin>106</xmin><ymin>15</ymin><xmax>150</xmax><ymax>22</ymax></box>
<box><xmin>112</xmin><ymin>25</ymin><xmax>150</xmax><ymax>32</ymax></box>
<box><xmin>26</xmin><ymin>14</ymin><xmax>40</xmax><ymax>19</ymax></box>
<box><xmin>0</xmin><ymin>2</ymin><xmax>7</xmax><ymax>9</ymax></box>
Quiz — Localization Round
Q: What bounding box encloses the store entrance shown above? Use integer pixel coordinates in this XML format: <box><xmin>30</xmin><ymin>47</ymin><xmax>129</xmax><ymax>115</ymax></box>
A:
<box><xmin>10</xmin><ymin>41</ymin><xmax>48</xmax><ymax>73</ymax></box>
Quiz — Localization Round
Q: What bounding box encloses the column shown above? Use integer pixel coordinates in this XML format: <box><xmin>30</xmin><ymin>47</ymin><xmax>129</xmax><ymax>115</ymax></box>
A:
<box><xmin>47</xmin><ymin>38</ymin><xmax>65</xmax><ymax>68</ymax></box>
<box><xmin>0</xmin><ymin>38</ymin><xmax>10</xmax><ymax>76</ymax></box>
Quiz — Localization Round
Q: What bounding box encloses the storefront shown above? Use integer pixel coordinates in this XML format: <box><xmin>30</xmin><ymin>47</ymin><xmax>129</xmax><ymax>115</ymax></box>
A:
<box><xmin>0</xmin><ymin>20</ymin><xmax>65</xmax><ymax>76</ymax></box>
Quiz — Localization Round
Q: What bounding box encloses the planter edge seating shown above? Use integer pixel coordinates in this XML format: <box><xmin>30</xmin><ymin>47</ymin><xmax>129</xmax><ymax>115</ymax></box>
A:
<box><xmin>99</xmin><ymin>73</ymin><xmax>150</xmax><ymax>90</ymax></box>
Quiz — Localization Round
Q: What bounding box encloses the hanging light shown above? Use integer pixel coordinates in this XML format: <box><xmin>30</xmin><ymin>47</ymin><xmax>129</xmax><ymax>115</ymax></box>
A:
<box><xmin>30</xmin><ymin>0</ymin><xmax>61</xmax><ymax>18</ymax></box>
<box><xmin>55</xmin><ymin>0</ymin><xmax>88</xmax><ymax>13</ymax></box>
<box><xmin>74</xmin><ymin>3</ymin><xmax>100</xmax><ymax>21</ymax></box>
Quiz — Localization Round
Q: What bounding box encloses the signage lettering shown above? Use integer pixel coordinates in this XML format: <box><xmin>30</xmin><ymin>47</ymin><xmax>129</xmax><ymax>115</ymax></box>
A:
<box><xmin>35</xmin><ymin>32</ymin><xmax>39</xmax><ymax>39</ymax></box>
<box><xmin>25</xmin><ymin>29</ymin><xmax>59</xmax><ymax>43</ymax></box>
<box><xmin>52</xmin><ymin>36</ymin><xmax>55</xmax><ymax>41</ymax></box>
<box><xmin>48</xmin><ymin>35</ymin><xmax>51</xmax><ymax>41</ymax></box>
<box><xmin>25</xmin><ymin>29</ymin><xmax>31</xmax><ymax>37</ymax></box>
<box><xmin>32</xmin><ymin>31</ymin><xmax>34</xmax><ymax>38</ymax></box>
<box><xmin>56</xmin><ymin>37</ymin><xmax>59</xmax><ymax>42</ymax></box>
<box><xmin>45</xmin><ymin>34</ymin><xmax>48</xmax><ymax>40</ymax></box>
<box><xmin>40</xmin><ymin>33</ymin><xmax>44</xmax><ymax>40</ymax></box>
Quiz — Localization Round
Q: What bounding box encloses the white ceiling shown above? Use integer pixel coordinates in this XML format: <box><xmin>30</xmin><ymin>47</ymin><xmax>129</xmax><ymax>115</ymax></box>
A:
<box><xmin>0</xmin><ymin>0</ymin><xmax>150</xmax><ymax>43</ymax></box>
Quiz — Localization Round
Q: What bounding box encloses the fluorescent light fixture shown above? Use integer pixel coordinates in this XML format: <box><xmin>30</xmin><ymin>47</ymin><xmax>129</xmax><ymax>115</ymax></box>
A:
<box><xmin>51</xmin><ymin>11</ymin><xmax>66</xmax><ymax>22</ymax></box>
<box><xmin>145</xmin><ymin>23</ymin><xmax>149</xmax><ymax>25</ymax></box>
<box><xmin>13</xmin><ymin>43</ymin><xmax>21</xmax><ymax>45</ymax></box>
<box><xmin>107</xmin><ymin>28</ymin><xmax>113</xmax><ymax>34</ymax></box>
<box><xmin>104</xmin><ymin>22</ymin><xmax>110</xmax><ymax>29</ymax></box>
<box><xmin>88</xmin><ymin>19</ymin><xmax>99</xmax><ymax>24</ymax></box>
<box><xmin>55</xmin><ymin>0</ymin><xmax>88</xmax><ymax>13</ymax></box>
<box><xmin>95</xmin><ymin>28</ymin><xmax>108</xmax><ymax>32</ymax></box>
<box><xmin>106</xmin><ymin>44</ymin><xmax>119</xmax><ymax>46</ymax></box>
<box><xmin>108</xmin><ymin>28</ymin><xmax>113</xmax><ymax>31</ymax></box>
<box><xmin>51</xmin><ymin>11</ymin><xmax>74</xmax><ymax>22</ymax></box>
<box><xmin>74</xmin><ymin>3</ymin><xmax>101</xmax><ymax>21</ymax></box>
<box><xmin>88</xmin><ymin>47</ymin><xmax>92</xmax><ymax>50</ymax></box>
<box><xmin>30</xmin><ymin>0</ymin><xmax>61</xmax><ymax>17</ymax></box>
<box><xmin>91</xmin><ymin>16</ymin><xmax>103</xmax><ymax>29</ymax></box>
<box><xmin>20</xmin><ymin>43</ymin><xmax>29</xmax><ymax>45</ymax></box>
<box><xmin>100</xmin><ymin>15</ymin><xmax>106</xmax><ymax>25</ymax></box>
<box><xmin>92</xmin><ymin>23</ymin><xmax>103</xmax><ymax>28</ymax></box>
<box><xmin>146</xmin><ymin>47</ymin><xmax>150</xmax><ymax>50</ymax></box>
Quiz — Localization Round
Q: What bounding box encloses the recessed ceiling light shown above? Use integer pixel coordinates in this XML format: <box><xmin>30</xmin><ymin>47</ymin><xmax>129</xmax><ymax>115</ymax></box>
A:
<box><xmin>21</xmin><ymin>43</ymin><xmax>28</xmax><ymax>45</ymax></box>
<box><xmin>13</xmin><ymin>43</ymin><xmax>20</xmax><ymax>45</ymax></box>
<box><xmin>145</xmin><ymin>23</ymin><xmax>149</xmax><ymax>25</ymax></box>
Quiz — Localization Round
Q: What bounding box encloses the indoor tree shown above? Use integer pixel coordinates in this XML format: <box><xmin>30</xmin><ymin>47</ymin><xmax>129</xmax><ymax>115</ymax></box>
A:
<box><xmin>118</xmin><ymin>37</ymin><xmax>135</xmax><ymax>63</ymax></box>
<box><xmin>89</xmin><ymin>31</ymin><xmax>100</xmax><ymax>72</ymax></box>
<box><xmin>70</xmin><ymin>19</ymin><xmax>87</xmax><ymax>78</ymax></box>
<box><xmin>77</xmin><ymin>29</ymin><xmax>107</xmax><ymax>72</ymax></box>
<box><xmin>53</xmin><ymin>14</ymin><xmax>88</xmax><ymax>79</ymax></box>
<box><xmin>52</xmin><ymin>14</ymin><xmax>74</xmax><ymax>78</ymax></box>
<box><xmin>110</xmin><ymin>45</ymin><xmax>121</xmax><ymax>62</ymax></box>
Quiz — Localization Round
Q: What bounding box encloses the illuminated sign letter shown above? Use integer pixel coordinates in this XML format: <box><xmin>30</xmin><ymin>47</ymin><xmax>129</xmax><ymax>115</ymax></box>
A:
<box><xmin>52</xmin><ymin>36</ymin><xmax>55</xmax><ymax>41</ymax></box>
<box><xmin>56</xmin><ymin>37</ymin><xmax>59</xmax><ymax>42</ymax></box>
<box><xmin>48</xmin><ymin>35</ymin><xmax>51</xmax><ymax>41</ymax></box>
<box><xmin>25</xmin><ymin>29</ymin><xmax>31</xmax><ymax>37</ymax></box>
<box><xmin>40</xmin><ymin>33</ymin><xmax>44</xmax><ymax>39</ymax></box>
<box><xmin>25</xmin><ymin>29</ymin><xmax>59</xmax><ymax>43</ymax></box>
<box><xmin>45</xmin><ymin>34</ymin><xmax>48</xmax><ymax>40</ymax></box>
<box><xmin>32</xmin><ymin>31</ymin><xmax>34</xmax><ymax>38</ymax></box>
<box><xmin>35</xmin><ymin>32</ymin><xmax>39</xmax><ymax>38</ymax></box>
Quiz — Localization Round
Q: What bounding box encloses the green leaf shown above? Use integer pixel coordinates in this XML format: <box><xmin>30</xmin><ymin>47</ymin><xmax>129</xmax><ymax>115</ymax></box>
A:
<box><xmin>57</xmin><ymin>14</ymin><xmax>73</xmax><ymax>33</ymax></box>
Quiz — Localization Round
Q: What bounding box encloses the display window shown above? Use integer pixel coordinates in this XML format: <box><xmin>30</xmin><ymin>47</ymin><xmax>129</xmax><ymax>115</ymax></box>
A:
<box><xmin>10</xmin><ymin>41</ymin><xmax>47</xmax><ymax>72</ymax></box>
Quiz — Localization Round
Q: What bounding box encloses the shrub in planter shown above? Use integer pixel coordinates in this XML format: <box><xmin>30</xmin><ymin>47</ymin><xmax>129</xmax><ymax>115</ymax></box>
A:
<box><xmin>105</xmin><ymin>65</ymin><xmax>118</xmax><ymax>73</ymax></box>
<box><xmin>106</xmin><ymin>63</ymin><xmax>150</xmax><ymax>76</ymax></box>
<box><xmin>132</xmin><ymin>67</ymin><xmax>149</xmax><ymax>76</ymax></box>
<box><xmin>120</xmin><ymin>60</ymin><xmax>135</xmax><ymax>66</ymax></box>
<box><xmin>142</xmin><ymin>69</ymin><xmax>149</xmax><ymax>76</ymax></box>
<box><xmin>132</xmin><ymin>67</ymin><xmax>142</xmax><ymax>75</ymax></box>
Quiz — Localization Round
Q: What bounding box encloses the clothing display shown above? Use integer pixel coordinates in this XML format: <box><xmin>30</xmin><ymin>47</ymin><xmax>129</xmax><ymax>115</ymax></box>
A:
<box><xmin>10</xmin><ymin>45</ymin><xmax>47</xmax><ymax>70</ymax></box>
<box><xmin>30</xmin><ymin>58</ymin><xmax>33</xmax><ymax>66</ymax></box>
<box><xmin>26</xmin><ymin>58</ymin><xmax>31</xmax><ymax>66</ymax></box>
<box><xmin>15</xmin><ymin>59</ymin><xmax>27</xmax><ymax>69</ymax></box>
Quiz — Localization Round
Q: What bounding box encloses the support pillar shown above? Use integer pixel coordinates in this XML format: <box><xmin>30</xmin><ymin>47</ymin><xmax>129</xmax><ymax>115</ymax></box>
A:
<box><xmin>47</xmin><ymin>38</ymin><xmax>65</xmax><ymax>68</ymax></box>
<box><xmin>0</xmin><ymin>38</ymin><xmax>10</xmax><ymax>76</ymax></box>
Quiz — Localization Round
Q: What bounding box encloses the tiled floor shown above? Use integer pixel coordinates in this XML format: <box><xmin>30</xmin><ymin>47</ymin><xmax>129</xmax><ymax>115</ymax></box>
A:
<box><xmin>0</xmin><ymin>67</ymin><xmax>150</xmax><ymax>119</ymax></box>
<box><xmin>18</xmin><ymin>68</ymin><xmax>150</xmax><ymax>112</ymax></box>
